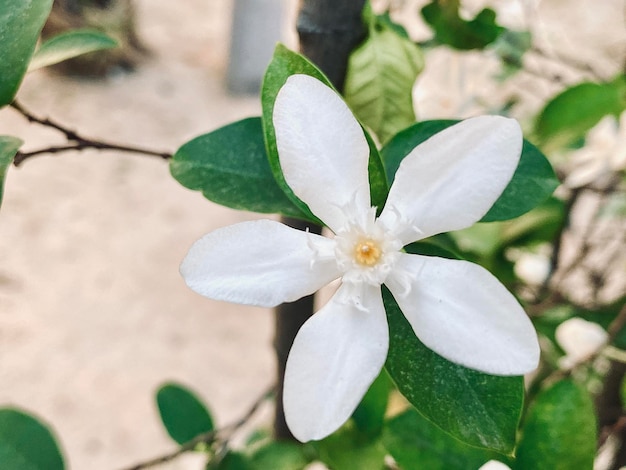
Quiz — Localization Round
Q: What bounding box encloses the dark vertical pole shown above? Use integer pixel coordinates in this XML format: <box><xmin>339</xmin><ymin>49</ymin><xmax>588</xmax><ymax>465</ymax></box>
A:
<box><xmin>273</xmin><ymin>0</ymin><xmax>368</xmax><ymax>440</ymax></box>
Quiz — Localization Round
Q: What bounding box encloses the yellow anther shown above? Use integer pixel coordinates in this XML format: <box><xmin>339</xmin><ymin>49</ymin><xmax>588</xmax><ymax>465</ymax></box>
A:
<box><xmin>354</xmin><ymin>240</ymin><xmax>382</xmax><ymax>266</ymax></box>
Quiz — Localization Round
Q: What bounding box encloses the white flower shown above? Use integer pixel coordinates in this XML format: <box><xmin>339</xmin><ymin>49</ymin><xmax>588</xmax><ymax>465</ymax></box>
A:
<box><xmin>556</xmin><ymin>317</ymin><xmax>608</xmax><ymax>368</ymax></box>
<box><xmin>180</xmin><ymin>74</ymin><xmax>540</xmax><ymax>442</ymax></box>
<box><xmin>479</xmin><ymin>460</ymin><xmax>511</xmax><ymax>470</ymax></box>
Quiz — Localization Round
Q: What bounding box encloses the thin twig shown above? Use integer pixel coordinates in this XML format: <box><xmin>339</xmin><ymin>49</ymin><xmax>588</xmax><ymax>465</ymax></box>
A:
<box><xmin>9</xmin><ymin>100</ymin><xmax>172</xmax><ymax>165</ymax></box>
<box><xmin>120</xmin><ymin>386</ymin><xmax>275</xmax><ymax>470</ymax></box>
<box><xmin>530</xmin><ymin>46</ymin><xmax>605</xmax><ymax>81</ymax></box>
<box><xmin>554</xmin><ymin>179</ymin><xmax>623</xmax><ymax>290</ymax></box>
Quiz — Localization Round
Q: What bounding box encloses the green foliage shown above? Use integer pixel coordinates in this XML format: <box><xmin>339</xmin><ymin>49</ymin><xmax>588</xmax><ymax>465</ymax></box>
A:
<box><xmin>261</xmin><ymin>44</ymin><xmax>388</xmax><ymax>220</ymax></box>
<box><xmin>211</xmin><ymin>438</ymin><xmax>309</xmax><ymax>470</ymax></box>
<box><xmin>248</xmin><ymin>441</ymin><xmax>309</xmax><ymax>470</ymax></box>
<box><xmin>383</xmin><ymin>409</ymin><xmax>504</xmax><ymax>470</ymax></box>
<box><xmin>421</xmin><ymin>0</ymin><xmax>504</xmax><ymax>50</ymax></box>
<box><xmin>405</xmin><ymin>239</ymin><xmax>462</xmax><ymax>261</ymax></box>
<box><xmin>156</xmin><ymin>382</ymin><xmax>214</xmax><ymax>445</ymax></box>
<box><xmin>515</xmin><ymin>380</ymin><xmax>596</xmax><ymax>470</ymax></box>
<box><xmin>171</xmin><ymin>117</ymin><xmax>306</xmax><ymax>219</ymax></box>
<box><xmin>343</xmin><ymin>6</ymin><xmax>423</xmax><ymax>144</ymax></box>
<box><xmin>0</xmin><ymin>407</ymin><xmax>65</xmax><ymax>470</ymax></box>
<box><xmin>383</xmin><ymin>288</ymin><xmax>524</xmax><ymax>454</ymax></box>
<box><xmin>0</xmin><ymin>0</ymin><xmax>53</xmax><ymax>107</ymax></box>
<box><xmin>0</xmin><ymin>136</ymin><xmax>23</xmax><ymax>209</ymax></box>
<box><xmin>212</xmin><ymin>452</ymin><xmax>251</xmax><ymax>470</ymax></box>
<box><xmin>28</xmin><ymin>29</ymin><xmax>118</xmax><ymax>71</ymax></box>
<box><xmin>535</xmin><ymin>76</ymin><xmax>626</xmax><ymax>151</ymax></box>
<box><xmin>351</xmin><ymin>369</ymin><xmax>392</xmax><ymax>437</ymax></box>
<box><xmin>314</xmin><ymin>424</ymin><xmax>387</xmax><ymax>470</ymax></box>
<box><xmin>381</xmin><ymin>120</ymin><xmax>559</xmax><ymax>222</ymax></box>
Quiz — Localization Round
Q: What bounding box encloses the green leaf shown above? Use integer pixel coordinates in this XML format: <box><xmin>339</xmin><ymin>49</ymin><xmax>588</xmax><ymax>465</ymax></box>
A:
<box><xmin>351</xmin><ymin>369</ymin><xmax>392</xmax><ymax>437</ymax></box>
<box><xmin>515</xmin><ymin>380</ymin><xmax>596</xmax><ymax>470</ymax></box>
<box><xmin>535</xmin><ymin>77</ymin><xmax>626</xmax><ymax>151</ymax></box>
<box><xmin>261</xmin><ymin>44</ymin><xmax>388</xmax><ymax>222</ymax></box>
<box><xmin>249</xmin><ymin>441</ymin><xmax>308</xmax><ymax>470</ymax></box>
<box><xmin>156</xmin><ymin>382</ymin><xmax>214</xmax><ymax>445</ymax></box>
<box><xmin>0</xmin><ymin>407</ymin><xmax>65</xmax><ymax>470</ymax></box>
<box><xmin>421</xmin><ymin>0</ymin><xmax>504</xmax><ymax>50</ymax></box>
<box><xmin>28</xmin><ymin>29</ymin><xmax>118</xmax><ymax>71</ymax></box>
<box><xmin>405</xmin><ymin>239</ymin><xmax>462</xmax><ymax>260</ymax></box>
<box><xmin>0</xmin><ymin>136</ymin><xmax>23</xmax><ymax>210</ymax></box>
<box><xmin>212</xmin><ymin>452</ymin><xmax>252</xmax><ymax>470</ymax></box>
<box><xmin>383</xmin><ymin>288</ymin><xmax>524</xmax><ymax>454</ymax></box>
<box><xmin>0</xmin><ymin>0</ymin><xmax>53</xmax><ymax>106</ymax></box>
<box><xmin>383</xmin><ymin>409</ymin><xmax>504</xmax><ymax>470</ymax></box>
<box><xmin>343</xmin><ymin>15</ymin><xmax>423</xmax><ymax>144</ymax></box>
<box><xmin>171</xmin><ymin>117</ymin><xmax>306</xmax><ymax>218</ymax></box>
<box><xmin>314</xmin><ymin>424</ymin><xmax>387</xmax><ymax>470</ymax></box>
<box><xmin>381</xmin><ymin>120</ymin><xmax>558</xmax><ymax>222</ymax></box>
<box><xmin>482</xmin><ymin>139</ymin><xmax>558</xmax><ymax>221</ymax></box>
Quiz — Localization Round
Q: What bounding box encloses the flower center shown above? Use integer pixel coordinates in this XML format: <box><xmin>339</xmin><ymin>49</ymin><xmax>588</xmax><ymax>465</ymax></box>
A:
<box><xmin>354</xmin><ymin>240</ymin><xmax>382</xmax><ymax>266</ymax></box>
<box><xmin>332</xmin><ymin>207</ymin><xmax>404</xmax><ymax>287</ymax></box>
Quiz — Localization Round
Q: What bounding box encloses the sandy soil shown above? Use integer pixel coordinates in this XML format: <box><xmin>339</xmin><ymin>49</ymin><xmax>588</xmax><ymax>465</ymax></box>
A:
<box><xmin>0</xmin><ymin>1</ymin><xmax>623</xmax><ymax>469</ymax></box>
<box><xmin>1</xmin><ymin>1</ymin><xmax>276</xmax><ymax>469</ymax></box>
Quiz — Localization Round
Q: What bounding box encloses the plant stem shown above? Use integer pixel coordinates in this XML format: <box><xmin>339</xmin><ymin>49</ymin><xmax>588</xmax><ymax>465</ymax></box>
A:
<box><xmin>121</xmin><ymin>386</ymin><xmax>274</xmax><ymax>470</ymax></box>
<box><xmin>272</xmin><ymin>0</ymin><xmax>367</xmax><ymax>440</ymax></box>
<box><xmin>10</xmin><ymin>100</ymin><xmax>172</xmax><ymax>165</ymax></box>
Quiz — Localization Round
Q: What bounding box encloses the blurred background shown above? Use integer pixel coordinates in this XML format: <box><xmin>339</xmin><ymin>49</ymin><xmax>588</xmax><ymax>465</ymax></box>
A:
<box><xmin>0</xmin><ymin>0</ymin><xmax>624</xmax><ymax>468</ymax></box>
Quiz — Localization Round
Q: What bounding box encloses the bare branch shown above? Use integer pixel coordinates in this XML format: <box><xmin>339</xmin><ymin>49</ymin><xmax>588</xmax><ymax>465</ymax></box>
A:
<box><xmin>9</xmin><ymin>100</ymin><xmax>172</xmax><ymax>165</ymax></box>
<box><xmin>120</xmin><ymin>386</ymin><xmax>274</xmax><ymax>470</ymax></box>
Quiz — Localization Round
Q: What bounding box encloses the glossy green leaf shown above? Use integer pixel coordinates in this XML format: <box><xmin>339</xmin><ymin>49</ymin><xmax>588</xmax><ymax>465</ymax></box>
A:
<box><xmin>0</xmin><ymin>136</ymin><xmax>23</xmax><ymax>210</ymax></box>
<box><xmin>261</xmin><ymin>44</ymin><xmax>388</xmax><ymax>222</ymax></box>
<box><xmin>381</xmin><ymin>120</ymin><xmax>558</xmax><ymax>222</ymax></box>
<box><xmin>351</xmin><ymin>369</ymin><xmax>392</xmax><ymax>437</ymax></box>
<box><xmin>213</xmin><ymin>452</ymin><xmax>252</xmax><ymax>470</ymax></box>
<box><xmin>383</xmin><ymin>409</ymin><xmax>504</xmax><ymax>470</ymax></box>
<box><xmin>515</xmin><ymin>380</ymin><xmax>596</xmax><ymax>470</ymax></box>
<box><xmin>0</xmin><ymin>407</ymin><xmax>65</xmax><ymax>470</ymax></box>
<box><xmin>0</xmin><ymin>0</ymin><xmax>53</xmax><ymax>106</ymax></box>
<box><xmin>249</xmin><ymin>441</ymin><xmax>308</xmax><ymax>470</ymax></box>
<box><xmin>343</xmin><ymin>12</ymin><xmax>423</xmax><ymax>144</ymax></box>
<box><xmin>383</xmin><ymin>288</ymin><xmax>524</xmax><ymax>453</ymax></box>
<box><xmin>405</xmin><ymin>239</ymin><xmax>462</xmax><ymax>260</ymax></box>
<box><xmin>171</xmin><ymin>117</ymin><xmax>306</xmax><ymax>218</ymax></box>
<box><xmin>156</xmin><ymin>382</ymin><xmax>214</xmax><ymax>445</ymax></box>
<box><xmin>535</xmin><ymin>77</ymin><xmax>626</xmax><ymax>151</ymax></box>
<box><xmin>314</xmin><ymin>424</ymin><xmax>386</xmax><ymax>470</ymax></box>
<box><xmin>421</xmin><ymin>0</ymin><xmax>504</xmax><ymax>50</ymax></box>
<box><xmin>28</xmin><ymin>29</ymin><xmax>118</xmax><ymax>71</ymax></box>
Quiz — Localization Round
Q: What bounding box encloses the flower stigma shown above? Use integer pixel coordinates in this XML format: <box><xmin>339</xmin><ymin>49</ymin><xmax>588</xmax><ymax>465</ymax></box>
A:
<box><xmin>332</xmin><ymin>207</ymin><xmax>404</xmax><ymax>289</ymax></box>
<box><xmin>354</xmin><ymin>239</ymin><xmax>382</xmax><ymax>266</ymax></box>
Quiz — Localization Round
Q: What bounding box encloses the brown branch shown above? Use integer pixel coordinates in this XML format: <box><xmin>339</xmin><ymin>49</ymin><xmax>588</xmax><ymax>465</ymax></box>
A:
<box><xmin>9</xmin><ymin>100</ymin><xmax>172</xmax><ymax>165</ymax></box>
<box><xmin>120</xmin><ymin>386</ymin><xmax>274</xmax><ymax>470</ymax></box>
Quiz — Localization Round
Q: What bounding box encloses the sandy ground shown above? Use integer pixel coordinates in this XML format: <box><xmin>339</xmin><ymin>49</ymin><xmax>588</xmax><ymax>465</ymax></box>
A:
<box><xmin>0</xmin><ymin>1</ymin><xmax>624</xmax><ymax>469</ymax></box>
<box><xmin>1</xmin><ymin>1</ymin><xmax>276</xmax><ymax>469</ymax></box>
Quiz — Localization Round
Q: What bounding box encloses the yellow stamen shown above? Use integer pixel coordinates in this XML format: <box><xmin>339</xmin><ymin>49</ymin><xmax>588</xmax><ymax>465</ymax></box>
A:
<box><xmin>354</xmin><ymin>240</ymin><xmax>382</xmax><ymax>266</ymax></box>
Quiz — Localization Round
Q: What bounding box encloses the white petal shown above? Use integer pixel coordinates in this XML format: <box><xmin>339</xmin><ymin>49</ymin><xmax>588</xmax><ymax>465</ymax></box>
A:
<box><xmin>283</xmin><ymin>283</ymin><xmax>388</xmax><ymax>441</ymax></box>
<box><xmin>386</xmin><ymin>254</ymin><xmax>539</xmax><ymax>375</ymax></box>
<box><xmin>479</xmin><ymin>461</ymin><xmax>512</xmax><ymax>470</ymax></box>
<box><xmin>379</xmin><ymin>116</ymin><xmax>522</xmax><ymax>244</ymax></box>
<box><xmin>273</xmin><ymin>74</ymin><xmax>371</xmax><ymax>232</ymax></box>
<box><xmin>180</xmin><ymin>219</ymin><xmax>340</xmax><ymax>308</ymax></box>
